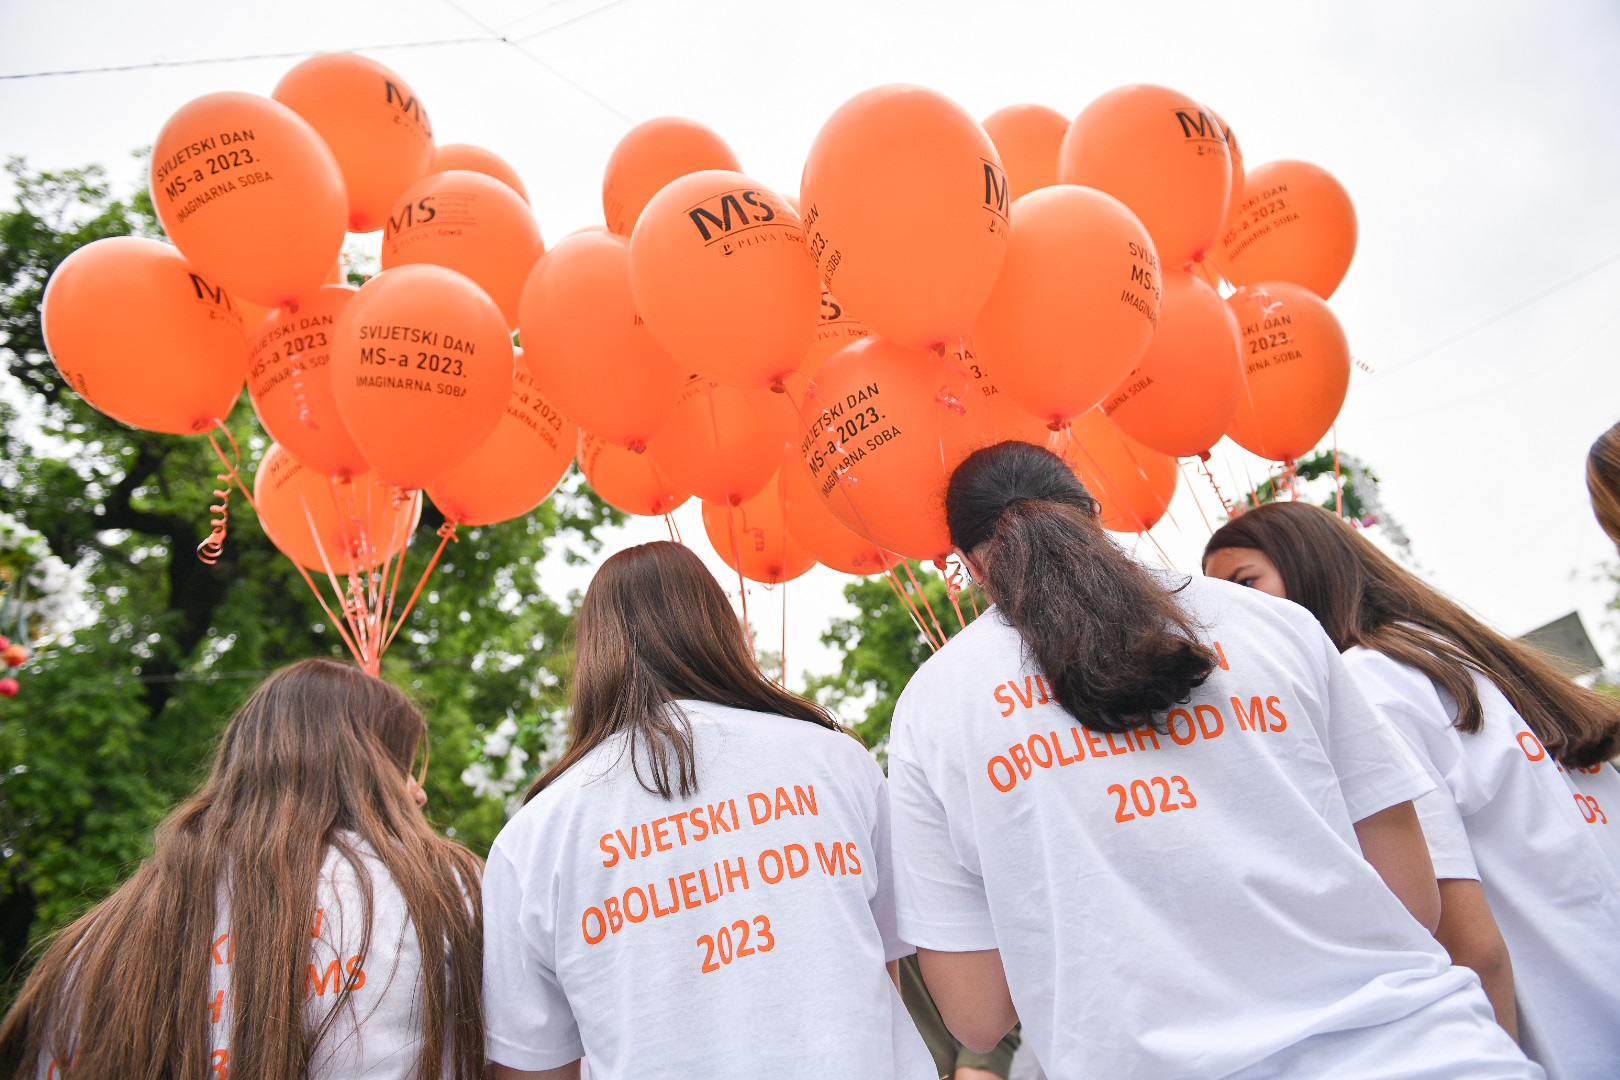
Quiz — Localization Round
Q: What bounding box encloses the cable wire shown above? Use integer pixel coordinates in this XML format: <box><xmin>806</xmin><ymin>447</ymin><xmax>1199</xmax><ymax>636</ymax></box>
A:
<box><xmin>0</xmin><ymin>36</ymin><xmax>496</xmax><ymax>81</ymax></box>
<box><xmin>1366</xmin><ymin>249</ymin><xmax>1620</xmax><ymax>383</ymax></box>
<box><xmin>435</xmin><ymin>0</ymin><xmax>634</xmax><ymax>123</ymax></box>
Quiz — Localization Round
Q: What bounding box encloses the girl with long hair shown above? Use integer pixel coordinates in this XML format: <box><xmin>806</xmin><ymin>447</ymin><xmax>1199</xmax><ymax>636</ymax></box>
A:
<box><xmin>0</xmin><ymin>657</ymin><xmax>486</xmax><ymax>1080</ymax></box>
<box><xmin>1585</xmin><ymin>420</ymin><xmax>1620</xmax><ymax>550</ymax></box>
<box><xmin>888</xmin><ymin>440</ymin><xmax>1535</xmax><ymax>1079</ymax></box>
<box><xmin>1205</xmin><ymin>500</ymin><xmax>1620</xmax><ymax>1079</ymax></box>
<box><xmin>481</xmin><ymin>541</ymin><xmax>935</xmax><ymax>1080</ymax></box>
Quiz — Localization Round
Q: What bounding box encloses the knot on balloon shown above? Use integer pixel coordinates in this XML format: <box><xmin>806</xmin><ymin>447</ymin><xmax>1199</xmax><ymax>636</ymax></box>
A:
<box><xmin>436</xmin><ymin>522</ymin><xmax>459</xmax><ymax>543</ymax></box>
<box><xmin>390</xmin><ymin>486</ymin><xmax>415</xmax><ymax>508</ymax></box>
<box><xmin>934</xmin><ymin>387</ymin><xmax>967</xmax><ymax>415</ymax></box>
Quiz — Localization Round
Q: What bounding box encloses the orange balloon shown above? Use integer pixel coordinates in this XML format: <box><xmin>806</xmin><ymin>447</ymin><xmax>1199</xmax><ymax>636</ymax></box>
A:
<box><xmin>248</xmin><ymin>285</ymin><xmax>368</xmax><ymax>478</ymax></box>
<box><xmin>974</xmin><ymin>185</ymin><xmax>1161</xmax><ymax>425</ymax></box>
<box><xmin>603</xmin><ymin>117</ymin><xmax>742</xmax><ymax>236</ymax></box>
<box><xmin>647</xmin><ymin>377</ymin><xmax>798</xmax><ymax>505</ymax></box>
<box><xmin>982</xmin><ymin>104</ymin><xmax>1069</xmax><ymax>201</ymax></box>
<box><xmin>1212</xmin><ymin>109</ymin><xmax>1245</xmax><ymax>233</ymax></box>
<box><xmin>520</xmin><ymin>231</ymin><xmax>685</xmax><ymax>450</ymax></box>
<box><xmin>427</xmin><ymin>362</ymin><xmax>576</xmax><ymax>526</ymax></box>
<box><xmin>952</xmin><ymin>339</ymin><xmax>1051</xmax><ymax>449</ymax></box>
<box><xmin>1059</xmin><ymin>85</ymin><xmax>1232</xmax><ymax>269</ymax></box>
<box><xmin>41</xmin><ymin>237</ymin><xmax>247</xmax><ymax>434</ymax></box>
<box><xmin>330</xmin><ymin>264</ymin><xmax>515</xmax><ymax>490</ymax></box>
<box><xmin>778</xmin><ymin>444</ymin><xmax>898</xmax><ymax>576</ymax></box>
<box><xmin>150</xmin><ymin>91</ymin><xmax>346</xmax><ymax>307</ymax></box>
<box><xmin>629</xmin><ymin>171</ymin><xmax>820</xmax><ymax>388</ymax></box>
<box><xmin>1224</xmin><ymin>282</ymin><xmax>1351</xmax><ymax>461</ymax></box>
<box><xmin>702</xmin><ymin>475</ymin><xmax>817</xmax><ymax>585</ymax></box>
<box><xmin>796</xmin><ymin>337</ymin><xmax>992</xmax><ymax>563</ymax></box>
<box><xmin>800</xmin><ymin>85</ymin><xmax>1009</xmax><ymax>349</ymax></box>
<box><xmin>380</xmin><ymin>169</ymin><xmax>544</xmax><ymax>328</ymax></box>
<box><xmin>1103</xmin><ymin>270</ymin><xmax>1242</xmax><ymax>459</ymax></box>
<box><xmin>254</xmin><ymin>442</ymin><xmax>420</xmax><ymax>574</ymax></box>
<box><xmin>1063</xmin><ymin>410</ymin><xmax>1179</xmax><ymax>533</ymax></box>
<box><xmin>432</xmin><ymin>143</ymin><xmax>530</xmax><ymax>203</ymax></box>
<box><xmin>1217</xmin><ymin>160</ymin><xmax>1357</xmax><ymax>299</ymax></box>
<box><xmin>799</xmin><ymin>288</ymin><xmax>870</xmax><ymax>382</ymax></box>
<box><xmin>577</xmin><ymin>431</ymin><xmax>690</xmax><ymax>516</ymax></box>
<box><xmin>272</xmin><ymin>53</ymin><xmax>436</xmax><ymax>233</ymax></box>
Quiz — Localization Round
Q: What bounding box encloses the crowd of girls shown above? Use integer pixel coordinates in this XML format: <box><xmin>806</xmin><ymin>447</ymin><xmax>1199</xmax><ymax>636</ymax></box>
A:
<box><xmin>4</xmin><ymin>437</ymin><xmax>1617</xmax><ymax>1080</ymax></box>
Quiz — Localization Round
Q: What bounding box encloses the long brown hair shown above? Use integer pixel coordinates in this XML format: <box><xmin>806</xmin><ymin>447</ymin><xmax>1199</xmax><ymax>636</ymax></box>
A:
<box><xmin>0</xmin><ymin>659</ymin><xmax>486</xmax><ymax>1080</ymax></box>
<box><xmin>528</xmin><ymin>541</ymin><xmax>839</xmax><ymax>802</ymax></box>
<box><xmin>946</xmin><ymin>441</ymin><xmax>1215</xmax><ymax>734</ymax></box>
<box><xmin>1204</xmin><ymin>501</ymin><xmax>1620</xmax><ymax>766</ymax></box>
<box><xmin>1587</xmin><ymin>420</ymin><xmax>1620</xmax><ymax>550</ymax></box>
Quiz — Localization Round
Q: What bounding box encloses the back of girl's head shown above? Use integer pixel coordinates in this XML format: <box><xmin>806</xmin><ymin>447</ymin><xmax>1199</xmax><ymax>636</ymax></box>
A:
<box><xmin>0</xmin><ymin>659</ymin><xmax>486</xmax><ymax>1080</ymax></box>
<box><xmin>1202</xmin><ymin>501</ymin><xmax>1370</xmax><ymax>643</ymax></box>
<box><xmin>207</xmin><ymin>657</ymin><xmax>425</xmax><ymax>832</ymax></box>
<box><xmin>946</xmin><ymin>441</ymin><xmax>1214</xmax><ymax>734</ymax></box>
<box><xmin>1588</xmin><ymin>421</ymin><xmax>1620</xmax><ymax>550</ymax></box>
<box><xmin>1204</xmin><ymin>501</ymin><xmax>1620</xmax><ymax>766</ymax></box>
<box><xmin>530</xmin><ymin>542</ymin><xmax>836</xmax><ymax>801</ymax></box>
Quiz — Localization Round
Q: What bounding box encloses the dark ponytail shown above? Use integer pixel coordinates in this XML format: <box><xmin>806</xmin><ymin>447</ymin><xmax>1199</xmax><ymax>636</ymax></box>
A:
<box><xmin>947</xmin><ymin>441</ymin><xmax>1214</xmax><ymax>734</ymax></box>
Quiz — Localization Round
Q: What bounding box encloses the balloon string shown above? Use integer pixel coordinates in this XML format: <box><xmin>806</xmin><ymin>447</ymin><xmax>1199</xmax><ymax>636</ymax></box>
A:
<box><xmin>721</xmin><ymin>502</ymin><xmax>753</xmax><ymax>650</ymax></box>
<box><xmin>901</xmin><ymin>559</ymin><xmax>949</xmax><ymax>644</ymax></box>
<box><xmin>1195</xmin><ymin>455</ymin><xmax>1238</xmax><ymax>518</ymax></box>
<box><xmin>1177</xmin><ymin>460</ymin><xmax>1217</xmax><ymax>536</ymax></box>
<box><xmin>943</xmin><ymin>558</ymin><xmax>971</xmax><ymax>630</ymax></box>
<box><xmin>376</xmin><ymin>492</ymin><xmax>420</xmax><ymax>655</ymax></box>
<box><xmin>383</xmin><ymin>522</ymin><xmax>458</xmax><ymax>653</ymax></box>
<box><xmin>295</xmin><ymin>495</ymin><xmax>371</xmax><ymax>667</ymax></box>
<box><xmin>196</xmin><ymin>424</ymin><xmax>248</xmax><ymax>564</ymax></box>
<box><xmin>207</xmin><ymin>423</ymin><xmax>257</xmax><ymax>508</ymax></box>
<box><xmin>288</xmin><ymin>560</ymin><xmax>366</xmax><ymax>664</ymax></box>
<box><xmin>1332</xmin><ymin>426</ymin><xmax>1345</xmax><ymax>518</ymax></box>
<box><xmin>883</xmin><ymin>568</ymin><xmax>939</xmax><ymax>652</ymax></box>
<box><xmin>779</xmin><ymin>576</ymin><xmax>788</xmax><ymax>688</ymax></box>
<box><xmin>664</xmin><ymin>513</ymin><xmax>680</xmax><ymax>543</ymax></box>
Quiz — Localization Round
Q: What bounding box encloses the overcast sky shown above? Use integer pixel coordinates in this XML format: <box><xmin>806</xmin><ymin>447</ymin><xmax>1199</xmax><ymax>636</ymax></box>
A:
<box><xmin>4</xmin><ymin>0</ymin><xmax>1619</xmax><ymax>684</ymax></box>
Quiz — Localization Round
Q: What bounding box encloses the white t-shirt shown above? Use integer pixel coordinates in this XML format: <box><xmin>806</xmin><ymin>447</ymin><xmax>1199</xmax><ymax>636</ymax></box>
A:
<box><xmin>482</xmin><ymin>700</ymin><xmax>936</xmax><ymax>1080</ymax></box>
<box><xmin>209</xmin><ymin>837</ymin><xmax>437</xmax><ymax>1079</ymax></box>
<box><xmin>41</xmin><ymin>837</ymin><xmax>445</xmax><ymax>1079</ymax></box>
<box><xmin>1344</xmin><ymin>647</ymin><xmax>1620</xmax><ymax>1080</ymax></box>
<box><xmin>889</xmin><ymin>576</ymin><xmax>1539</xmax><ymax>1080</ymax></box>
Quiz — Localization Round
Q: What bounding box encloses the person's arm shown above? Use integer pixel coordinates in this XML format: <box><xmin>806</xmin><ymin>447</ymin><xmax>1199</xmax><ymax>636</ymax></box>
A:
<box><xmin>491</xmin><ymin>1063</ymin><xmax>580</xmax><ymax>1080</ymax></box>
<box><xmin>917</xmin><ymin>947</ymin><xmax>1018</xmax><ymax>1055</ymax></box>
<box><xmin>1352</xmin><ymin>800</ymin><xmax>1441</xmax><ymax>932</ymax></box>
<box><xmin>1434</xmin><ymin>878</ymin><xmax>1518</xmax><ymax>1040</ymax></box>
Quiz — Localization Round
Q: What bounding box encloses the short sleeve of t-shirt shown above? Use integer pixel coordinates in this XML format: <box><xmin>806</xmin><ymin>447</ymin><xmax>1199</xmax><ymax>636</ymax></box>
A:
<box><xmin>887</xmin><ymin>719</ymin><xmax>997</xmax><ymax>953</ymax></box>
<box><xmin>1315</xmin><ymin>638</ymin><xmax>1434</xmax><ymax>822</ymax></box>
<box><xmin>1343</xmin><ymin>648</ymin><xmax>1479</xmax><ymax>880</ymax></box>
<box><xmin>482</xmin><ymin>845</ymin><xmax>583</xmax><ymax>1071</ymax></box>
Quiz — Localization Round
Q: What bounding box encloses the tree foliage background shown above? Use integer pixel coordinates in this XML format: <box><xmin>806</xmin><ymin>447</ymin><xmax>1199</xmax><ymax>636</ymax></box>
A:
<box><xmin>0</xmin><ymin>155</ymin><xmax>620</xmax><ymax>978</ymax></box>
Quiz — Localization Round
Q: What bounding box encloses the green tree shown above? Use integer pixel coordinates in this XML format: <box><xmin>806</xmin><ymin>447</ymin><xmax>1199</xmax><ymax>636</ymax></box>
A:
<box><xmin>805</xmin><ymin>563</ymin><xmax>976</xmax><ymax>750</ymax></box>
<box><xmin>0</xmin><ymin>156</ymin><xmax>618</xmax><ymax>975</ymax></box>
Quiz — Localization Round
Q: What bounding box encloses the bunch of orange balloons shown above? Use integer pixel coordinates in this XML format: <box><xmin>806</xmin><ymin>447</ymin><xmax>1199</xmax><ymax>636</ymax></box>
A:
<box><xmin>42</xmin><ymin>55</ymin><xmax>1362</xmax><ymax>590</ymax></box>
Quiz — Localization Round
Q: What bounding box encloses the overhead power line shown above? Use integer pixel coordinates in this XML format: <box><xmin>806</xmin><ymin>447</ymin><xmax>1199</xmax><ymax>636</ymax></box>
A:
<box><xmin>0</xmin><ymin>36</ymin><xmax>496</xmax><ymax>81</ymax></box>
<box><xmin>1368</xmin><ymin>249</ymin><xmax>1620</xmax><ymax>383</ymax></box>
<box><xmin>435</xmin><ymin>0</ymin><xmax>634</xmax><ymax>124</ymax></box>
<box><xmin>512</xmin><ymin>0</ymin><xmax>640</xmax><ymax>42</ymax></box>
